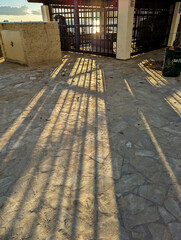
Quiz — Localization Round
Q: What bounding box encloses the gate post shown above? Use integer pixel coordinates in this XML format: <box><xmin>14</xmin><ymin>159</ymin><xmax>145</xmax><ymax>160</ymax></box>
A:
<box><xmin>116</xmin><ymin>0</ymin><xmax>135</xmax><ymax>60</ymax></box>
<box><xmin>168</xmin><ymin>2</ymin><xmax>181</xmax><ymax>47</ymax></box>
<box><xmin>74</xmin><ymin>0</ymin><xmax>80</xmax><ymax>51</ymax></box>
<box><xmin>41</xmin><ymin>5</ymin><xmax>50</xmax><ymax>22</ymax></box>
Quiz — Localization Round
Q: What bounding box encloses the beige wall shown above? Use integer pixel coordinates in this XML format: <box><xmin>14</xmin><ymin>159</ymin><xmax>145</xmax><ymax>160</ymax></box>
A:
<box><xmin>0</xmin><ymin>22</ymin><xmax>61</xmax><ymax>66</ymax></box>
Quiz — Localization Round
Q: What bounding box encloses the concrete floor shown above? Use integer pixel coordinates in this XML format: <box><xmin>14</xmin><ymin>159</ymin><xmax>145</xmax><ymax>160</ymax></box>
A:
<box><xmin>0</xmin><ymin>49</ymin><xmax>181</xmax><ymax>240</ymax></box>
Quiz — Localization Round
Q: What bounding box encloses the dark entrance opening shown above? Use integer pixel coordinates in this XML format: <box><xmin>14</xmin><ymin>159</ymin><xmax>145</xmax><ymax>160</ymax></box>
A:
<box><xmin>49</xmin><ymin>0</ymin><xmax>118</xmax><ymax>57</ymax></box>
<box><xmin>131</xmin><ymin>0</ymin><xmax>175</xmax><ymax>55</ymax></box>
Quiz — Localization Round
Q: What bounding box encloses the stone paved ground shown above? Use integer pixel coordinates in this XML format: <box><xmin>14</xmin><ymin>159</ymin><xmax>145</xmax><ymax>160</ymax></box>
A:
<box><xmin>0</xmin><ymin>49</ymin><xmax>181</xmax><ymax>240</ymax></box>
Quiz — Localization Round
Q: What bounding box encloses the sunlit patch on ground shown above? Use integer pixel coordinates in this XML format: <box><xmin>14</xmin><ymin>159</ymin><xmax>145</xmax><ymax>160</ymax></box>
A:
<box><xmin>138</xmin><ymin>59</ymin><xmax>168</xmax><ymax>88</ymax></box>
<box><xmin>0</xmin><ymin>54</ymin><xmax>120</xmax><ymax>240</ymax></box>
<box><xmin>0</xmin><ymin>57</ymin><xmax>5</xmax><ymax>63</ymax></box>
<box><xmin>165</xmin><ymin>90</ymin><xmax>181</xmax><ymax>118</ymax></box>
<box><xmin>0</xmin><ymin>49</ymin><xmax>181</xmax><ymax>240</ymax></box>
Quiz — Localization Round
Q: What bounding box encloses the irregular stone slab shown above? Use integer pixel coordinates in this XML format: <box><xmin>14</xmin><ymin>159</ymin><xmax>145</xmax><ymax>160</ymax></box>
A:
<box><xmin>112</xmin><ymin>170</ymin><xmax>121</xmax><ymax>181</ymax></box>
<box><xmin>119</xmin><ymin>226</ymin><xmax>130</xmax><ymax>240</ymax></box>
<box><xmin>119</xmin><ymin>194</ymin><xmax>152</xmax><ymax>216</ymax></box>
<box><xmin>132</xmin><ymin>225</ymin><xmax>147</xmax><ymax>239</ymax></box>
<box><xmin>149</xmin><ymin>169</ymin><xmax>174</xmax><ymax>185</ymax></box>
<box><xmin>98</xmin><ymin>175</ymin><xmax>115</xmax><ymax>194</ymax></box>
<box><xmin>168</xmin><ymin>223</ymin><xmax>181</xmax><ymax>240</ymax></box>
<box><xmin>135</xmin><ymin>150</ymin><xmax>155</xmax><ymax>157</ymax></box>
<box><xmin>134</xmin><ymin>120</ymin><xmax>147</xmax><ymax>130</ymax></box>
<box><xmin>0</xmin><ymin>196</ymin><xmax>7</xmax><ymax>208</ymax></box>
<box><xmin>121</xmin><ymin>164</ymin><xmax>135</xmax><ymax>176</ymax></box>
<box><xmin>8</xmin><ymin>140</ymin><xmax>24</xmax><ymax>150</ymax></box>
<box><xmin>130</xmin><ymin>157</ymin><xmax>162</xmax><ymax>179</ymax></box>
<box><xmin>30</xmin><ymin>76</ymin><xmax>37</xmax><ymax>81</ymax></box>
<box><xmin>46</xmin><ymin>234</ymin><xmax>55</xmax><ymax>240</ymax></box>
<box><xmin>110</xmin><ymin>136</ymin><xmax>126</xmax><ymax>153</ymax></box>
<box><xmin>165</xmin><ymin>158</ymin><xmax>181</xmax><ymax>182</ymax></box>
<box><xmin>89</xmin><ymin>149</ymin><xmax>110</xmax><ymax>164</ymax></box>
<box><xmin>111</xmin><ymin>154</ymin><xmax>124</xmax><ymax>180</ymax></box>
<box><xmin>115</xmin><ymin>174</ymin><xmax>145</xmax><ymax>194</ymax></box>
<box><xmin>124</xmin><ymin>206</ymin><xmax>160</xmax><ymax>229</ymax></box>
<box><xmin>125</xmin><ymin>115</ymin><xmax>138</xmax><ymax>124</ymax></box>
<box><xmin>0</xmin><ymin>49</ymin><xmax>181</xmax><ymax>240</ymax></box>
<box><xmin>148</xmin><ymin>223</ymin><xmax>172</xmax><ymax>240</ymax></box>
<box><xmin>162</xmin><ymin>127</ymin><xmax>181</xmax><ymax>135</ymax></box>
<box><xmin>116</xmin><ymin>193</ymin><xmax>121</xmax><ymax>198</ymax></box>
<box><xmin>0</xmin><ymin>176</ymin><xmax>15</xmax><ymax>195</ymax></box>
<box><xmin>158</xmin><ymin>207</ymin><xmax>175</xmax><ymax>224</ymax></box>
<box><xmin>167</xmin><ymin>185</ymin><xmax>181</xmax><ymax>201</ymax></box>
<box><xmin>148</xmin><ymin>115</ymin><xmax>169</xmax><ymax>128</ymax></box>
<box><xmin>138</xmin><ymin>184</ymin><xmax>167</xmax><ymax>204</ymax></box>
<box><xmin>126</xmin><ymin>142</ymin><xmax>132</xmax><ymax>148</ymax></box>
<box><xmin>165</xmin><ymin>197</ymin><xmax>181</xmax><ymax>220</ymax></box>
<box><xmin>12</xmin><ymin>109</ymin><xmax>22</xmax><ymax>116</ymax></box>
<box><xmin>137</xmin><ymin>133</ymin><xmax>154</xmax><ymax>150</ymax></box>
<box><xmin>14</xmin><ymin>83</ymin><xmax>23</xmax><ymax>88</ymax></box>
<box><xmin>97</xmin><ymin>214</ymin><xmax>121</xmax><ymax>240</ymax></box>
<box><xmin>82</xmin><ymin>175</ymin><xmax>114</xmax><ymax>196</ymax></box>
<box><xmin>112</xmin><ymin>121</ymin><xmax>128</xmax><ymax>133</ymax></box>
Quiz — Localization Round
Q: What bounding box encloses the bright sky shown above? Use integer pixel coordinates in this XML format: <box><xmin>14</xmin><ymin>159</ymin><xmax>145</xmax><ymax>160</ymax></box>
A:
<box><xmin>0</xmin><ymin>0</ymin><xmax>42</xmax><ymax>22</ymax></box>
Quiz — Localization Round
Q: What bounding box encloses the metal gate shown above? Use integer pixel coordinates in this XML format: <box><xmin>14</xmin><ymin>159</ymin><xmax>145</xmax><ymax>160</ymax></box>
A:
<box><xmin>131</xmin><ymin>0</ymin><xmax>175</xmax><ymax>55</ymax></box>
<box><xmin>49</xmin><ymin>0</ymin><xmax>118</xmax><ymax>57</ymax></box>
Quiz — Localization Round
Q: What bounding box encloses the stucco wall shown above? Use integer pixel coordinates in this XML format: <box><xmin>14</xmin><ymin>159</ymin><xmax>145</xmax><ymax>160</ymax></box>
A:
<box><xmin>0</xmin><ymin>22</ymin><xmax>61</xmax><ymax>66</ymax></box>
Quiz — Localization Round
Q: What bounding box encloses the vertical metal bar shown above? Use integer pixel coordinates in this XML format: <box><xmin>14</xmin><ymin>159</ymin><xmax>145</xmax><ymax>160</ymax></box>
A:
<box><xmin>91</xmin><ymin>5</ymin><xmax>94</xmax><ymax>52</ymax></box>
<box><xmin>95</xmin><ymin>2</ymin><xmax>98</xmax><ymax>54</ymax></box>
<box><xmin>80</xmin><ymin>8</ymin><xmax>82</xmax><ymax>51</ymax></box>
<box><xmin>89</xmin><ymin>4</ymin><xmax>91</xmax><ymax>52</ymax></box>
<box><xmin>71</xmin><ymin>6</ymin><xmax>73</xmax><ymax>49</ymax></box>
<box><xmin>113</xmin><ymin>5</ymin><xmax>115</xmax><ymax>54</ymax></box>
<box><xmin>74</xmin><ymin>0</ymin><xmax>80</xmax><ymax>51</ymax></box>
<box><xmin>108</xmin><ymin>5</ymin><xmax>109</xmax><ymax>53</ymax></box>
<box><xmin>99</xmin><ymin>4</ymin><xmax>102</xmax><ymax>54</ymax></box>
<box><xmin>104</xmin><ymin>4</ymin><xmax>106</xmax><ymax>55</ymax></box>
<box><xmin>133</xmin><ymin>8</ymin><xmax>137</xmax><ymax>54</ymax></box>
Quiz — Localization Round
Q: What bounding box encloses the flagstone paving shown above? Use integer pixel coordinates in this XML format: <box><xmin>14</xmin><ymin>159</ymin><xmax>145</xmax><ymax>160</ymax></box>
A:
<box><xmin>0</xmin><ymin>49</ymin><xmax>181</xmax><ymax>240</ymax></box>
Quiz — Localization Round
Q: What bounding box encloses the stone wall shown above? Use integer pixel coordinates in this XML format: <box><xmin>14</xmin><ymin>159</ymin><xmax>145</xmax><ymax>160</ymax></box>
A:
<box><xmin>0</xmin><ymin>22</ymin><xmax>61</xmax><ymax>66</ymax></box>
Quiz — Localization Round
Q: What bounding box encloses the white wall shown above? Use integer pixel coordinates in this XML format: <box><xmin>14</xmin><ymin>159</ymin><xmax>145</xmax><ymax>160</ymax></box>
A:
<box><xmin>168</xmin><ymin>2</ymin><xmax>181</xmax><ymax>46</ymax></box>
<box><xmin>41</xmin><ymin>5</ymin><xmax>50</xmax><ymax>22</ymax></box>
<box><xmin>116</xmin><ymin>0</ymin><xmax>135</xmax><ymax>60</ymax></box>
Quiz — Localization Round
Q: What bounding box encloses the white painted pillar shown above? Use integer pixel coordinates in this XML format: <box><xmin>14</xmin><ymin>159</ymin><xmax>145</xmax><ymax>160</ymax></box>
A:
<box><xmin>116</xmin><ymin>0</ymin><xmax>135</xmax><ymax>60</ymax></box>
<box><xmin>168</xmin><ymin>2</ymin><xmax>181</xmax><ymax>46</ymax></box>
<box><xmin>41</xmin><ymin>5</ymin><xmax>50</xmax><ymax>22</ymax></box>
